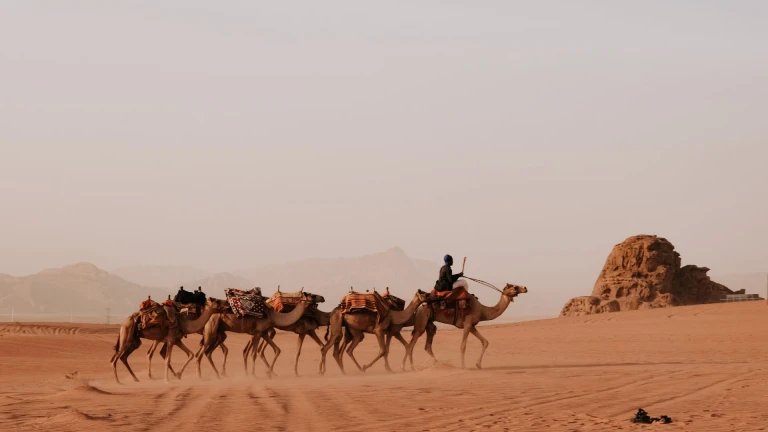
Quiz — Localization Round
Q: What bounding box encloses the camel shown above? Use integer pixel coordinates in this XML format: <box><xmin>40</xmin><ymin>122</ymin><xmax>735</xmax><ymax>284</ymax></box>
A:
<box><xmin>110</xmin><ymin>297</ymin><xmax>229</xmax><ymax>384</ymax></box>
<box><xmin>143</xmin><ymin>301</ymin><xmax>231</xmax><ymax>379</ymax></box>
<box><xmin>195</xmin><ymin>293</ymin><xmax>313</xmax><ymax>379</ymax></box>
<box><xmin>248</xmin><ymin>302</ymin><xmax>331</xmax><ymax>376</ymax></box>
<box><xmin>403</xmin><ymin>283</ymin><xmax>527</xmax><ymax>370</ymax></box>
<box><xmin>318</xmin><ymin>289</ymin><xmax>428</xmax><ymax>375</ymax></box>
<box><xmin>335</xmin><ymin>298</ymin><xmax>438</xmax><ymax>372</ymax></box>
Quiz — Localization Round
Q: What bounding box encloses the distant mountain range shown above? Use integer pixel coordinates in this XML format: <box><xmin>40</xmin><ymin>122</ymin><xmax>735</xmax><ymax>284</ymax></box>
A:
<box><xmin>0</xmin><ymin>263</ymin><xmax>167</xmax><ymax>315</ymax></box>
<box><xmin>0</xmin><ymin>247</ymin><xmax>442</xmax><ymax>316</ymax></box>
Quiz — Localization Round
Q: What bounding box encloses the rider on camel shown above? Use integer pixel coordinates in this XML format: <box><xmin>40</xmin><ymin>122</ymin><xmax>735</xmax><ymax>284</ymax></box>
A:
<box><xmin>436</xmin><ymin>254</ymin><xmax>468</xmax><ymax>292</ymax></box>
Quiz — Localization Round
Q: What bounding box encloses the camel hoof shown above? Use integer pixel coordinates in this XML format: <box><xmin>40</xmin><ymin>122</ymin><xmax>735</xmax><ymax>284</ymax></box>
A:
<box><xmin>476</xmin><ymin>363</ymin><xmax>483</xmax><ymax>370</ymax></box>
<box><xmin>133</xmin><ymin>377</ymin><xmax>140</xmax><ymax>383</ymax></box>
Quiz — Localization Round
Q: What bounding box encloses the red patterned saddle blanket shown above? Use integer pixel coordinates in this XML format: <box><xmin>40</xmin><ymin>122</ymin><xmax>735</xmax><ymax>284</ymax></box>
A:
<box><xmin>225</xmin><ymin>288</ymin><xmax>268</xmax><ymax>319</ymax></box>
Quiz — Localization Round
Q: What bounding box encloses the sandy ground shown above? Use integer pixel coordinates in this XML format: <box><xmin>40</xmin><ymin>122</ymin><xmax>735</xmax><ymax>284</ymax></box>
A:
<box><xmin>1</xmin><ymin>302</ymin><xmax>767</xmax><ymax>431</ymax></box>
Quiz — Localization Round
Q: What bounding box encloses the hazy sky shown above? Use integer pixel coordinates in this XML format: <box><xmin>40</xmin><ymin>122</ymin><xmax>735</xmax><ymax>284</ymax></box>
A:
<box><xmin>1</xmin><ymin>1</ymin><xmax>767</xmax><ymax>314</ymax></box>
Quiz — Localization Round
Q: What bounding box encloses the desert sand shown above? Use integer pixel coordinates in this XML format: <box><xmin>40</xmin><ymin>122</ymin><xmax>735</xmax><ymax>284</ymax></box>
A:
<box><xmin>1</xmin><ymin>301</ymin><xmax>767</xmax><ymax>431</ymax></box>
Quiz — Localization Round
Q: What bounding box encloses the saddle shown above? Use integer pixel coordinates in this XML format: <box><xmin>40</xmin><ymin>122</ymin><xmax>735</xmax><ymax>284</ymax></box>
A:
<box><xmin>428</xmin><ymin>287</ymin><xmax>471</xmax><ymax>308</ymax></box>
<box><xmin>381</xmin><ymin>288</ymin><xmax>406</xmax><ymax>311</ymax></box>
<box><xmin>266</xmin><ymin>291</ymin><xmax>306</xmax><ymax>313</ymax></box>
<box><xmin>339</xmin><ymin>291</ymin><xmax>390</xmax><ymax>322</ymax></box>
<box><xmin>137</xmin><ymin>298</ymin><xmax>177</xmax><ymax>331</ymax></box>
<box><xmin>427</xmin><ymin>287</ymin><xmax>472</xmax><ymax>325</ymax></box>
<box><xmin>174</xmin><ymin>287</ymin><xmax>206</xmax><ymax>305</ymax></box>
<box><xmin>225</xmin><ymin>287</ymin><xmax>269</xmax><ymax>319</ymax></box>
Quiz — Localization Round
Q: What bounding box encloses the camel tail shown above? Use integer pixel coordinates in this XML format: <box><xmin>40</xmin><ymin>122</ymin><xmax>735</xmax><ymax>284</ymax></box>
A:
<box><xmin>324</xmin><ymin>324</ymin><xmax>329</xmax><ymax>342</ymax></box>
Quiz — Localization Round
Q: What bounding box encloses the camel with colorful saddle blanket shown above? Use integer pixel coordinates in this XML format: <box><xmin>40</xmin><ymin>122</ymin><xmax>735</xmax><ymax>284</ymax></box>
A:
<box><xmin>319</xmin><ymin>288</ymin><xmax>428</xmax><ymax>375</ymax></box>
<box><xmin>111</xmin><ymin>296</ymin><xmax>230</xmax><ymax>384</ymax></box>
<box><xmin>195</xmin><ymin>288</ymin><xmax>319</xmax><ymax>379</ymax></box>
<box><xmin>245</xmin><ymin>289</ymin><xmax>329</xmax><ymax>377</ymax></box>
<box><xmin>334</xmin><ymin>287</ymin><xmax>437</xmax><ymax>371</ymax></box>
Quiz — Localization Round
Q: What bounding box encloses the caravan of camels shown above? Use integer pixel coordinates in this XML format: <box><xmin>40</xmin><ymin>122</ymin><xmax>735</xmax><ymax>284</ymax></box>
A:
<box><xmin>110</xmin><ymin>271</ymin><xmax>528</xmax><ymax>384</ymax></box>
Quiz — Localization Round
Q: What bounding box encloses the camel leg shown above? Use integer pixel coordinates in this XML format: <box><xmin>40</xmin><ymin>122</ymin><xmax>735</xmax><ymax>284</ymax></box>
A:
<box><xmin>164</xmin><ymin>340</ymin><xmax>175</xmax><ymax>383</ymax></box>
<box><xmin>319</xmin><ymin>326</ymin><xmax>343</xmax><ymax>375</ymax></box>
<box><xmin>146</xmin><ymin>341</ymin><xmax>160</xmax><ymax>379</ymax></box>
<box><xmin>204</xmin><ymin>340</ymin><xmax>222</xmax><ymax>379</ymax></box>
<box><xmin>391</xmin><ymin>332</ymin><xmax>410</xmax><ymax>371</ymax></box>
<box><xmin>362</xmin><ymin>330</ymin><xmax>390</xmax><ymax>373</ymax></box>
<box><xmin>120</xmin><ymin>342</ymin><xmax>141</xmax><ymax>383</ymax></box>
<box><xmin>174</xmin><ymin>340</ymin><xmax>195</xmax><ymax>379</ymax></box>
<box><xmin>294</xmin><ymin>333</ymin><xmax>306</xmax><ymax>376</ymax></box>
<box><xmin>307</xmin><ymin>329</ymin><xmax>324</xmax><ymax>347</ymax></box>
<box><xmin>460</xmin><ymin>324</ymin><xmax>473</xmax><ymax>369</ymax></box>
<box><xmin>219</xmin><ymin>343</ymin><xmax>229</xmax><ymax>377</ymax></box>
<box><xmin>157</xmin><ymin>342</ymin><xmax>182</xmax><ymax>379</ymax></box>
<box><xmin>112</xmin><ymin>327</ymin><xmax>140</xmax><ymax>384</ymax></box>
<box><xmin>242</xmin><ymin>338</ymin><xmax>252</xmax><ymax>376</ymax></box>
<box><xmin>404</xmin><ymin>313</ymin><xmax>430</xmax><ymax>371</ymax></box>
<box><xmin>257</xmin><ymin>336</ymin><xmax>271</xmax><ymax>371</ymax></box>
<box><xmin>196</xmin><ymin>332</ymin><xmax>220</xmax><ymax>380</ymax></box>
<box><xmin>115</xmin><ymin>336</ymin><xmax>141</xmax><ymax>384</ymax></box>
<box><xmin>470</xmin><ymin>327</ymin><xmax>490</xmax><ymax>369</ymax></box>
<box><xmin>249</xmin><ymin>334</ymin><xmax>263</xmax><ymax>377</ymax></box>
<box><xmin>251</xmin><ymin>336</ymin><xmax>272</xmax><ymax>375</ymax></box>
<box><xmin>345</xmin><ymin>330</ymin><xmax>365</xmax><ymax>372</ymax></box>
<box><xmin>425</xmin><ymin>321</ymin><xmax>437</xmax><ymax>359</ymax></box>
<box><xmin>194</xmin><ymin>337</ymin><xmax>205</xmax><ymax>362</ymax></box>
<box><xmin>260</xmin><ymin>333</ymin><xmax>281</xmax><ymax>378</ymax></box>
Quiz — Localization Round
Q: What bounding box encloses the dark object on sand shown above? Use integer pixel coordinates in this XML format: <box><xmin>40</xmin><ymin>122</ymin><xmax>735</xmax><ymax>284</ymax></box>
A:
<box><xmin>632</xmin><ymin>408</ymin><xmax>672</xmax><ymax>424</ymax></box>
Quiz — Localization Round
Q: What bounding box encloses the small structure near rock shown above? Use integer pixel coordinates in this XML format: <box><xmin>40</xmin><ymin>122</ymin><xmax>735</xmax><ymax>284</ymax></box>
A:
<box><xmin>561</xmin><ymin>235</ymin><xmax>742</xmax><ymax>317</ymax></box>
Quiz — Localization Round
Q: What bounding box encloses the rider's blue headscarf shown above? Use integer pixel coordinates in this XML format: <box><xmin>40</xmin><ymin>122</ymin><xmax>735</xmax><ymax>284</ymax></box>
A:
<box><xmin>444</xmin><ymin>255</ymin><xmax>453</xmax><ymax>265</ymax></box>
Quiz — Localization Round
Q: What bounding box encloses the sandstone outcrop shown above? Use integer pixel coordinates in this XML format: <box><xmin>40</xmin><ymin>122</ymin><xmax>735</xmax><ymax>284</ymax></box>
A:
<box><xmin>560</xmin><ymin>235</ymin><xmax>734</xmax><ymax>317</ymax></box>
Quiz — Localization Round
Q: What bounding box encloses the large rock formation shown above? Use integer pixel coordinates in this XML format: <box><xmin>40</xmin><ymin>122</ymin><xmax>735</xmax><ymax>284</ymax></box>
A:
<box><xmin>560</xmin><ymin>235</ymin><xmax>735</xmax><ymax>317</ymax></box>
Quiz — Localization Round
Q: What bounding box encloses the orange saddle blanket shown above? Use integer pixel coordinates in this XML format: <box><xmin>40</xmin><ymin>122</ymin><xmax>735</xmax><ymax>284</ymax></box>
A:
<box><xmin>266</xmin><ymin>291</ymin><xmax>305</xmax><ymax>313</ymax></box>
<box><xmin>339</xmin><ymin>291</ymin><xmax>390</xmax><ymax>320</ymax></box>
<box><xmin>430</xmin><ymin>287</ymin><xmax>471</xmax><ymax>301</ymax></box>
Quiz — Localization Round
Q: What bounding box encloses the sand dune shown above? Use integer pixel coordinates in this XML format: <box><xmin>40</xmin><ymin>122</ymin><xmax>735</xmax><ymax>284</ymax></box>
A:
<box><xmin>1</xmin><ymin>302</ymin><xmax>767</xmax><ymax>431</ymax></box>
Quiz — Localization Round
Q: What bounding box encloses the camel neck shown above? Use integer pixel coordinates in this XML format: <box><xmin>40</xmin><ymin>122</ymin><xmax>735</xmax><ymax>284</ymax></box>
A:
<box><xmin>390</xmin><ymin>296</ymin><xmax>422</xmax><ymax>326</ymax></box>
<box><xmin>270</xmin><ymin>301</ymin><xmax>308</xmax><ymax>327</ymax></box>
<box><xmin>180</xmin><ymin>307</ymin><xmax>215</xmax><ymax>334</ymax></box>
<box><xmin>479</xmin><ymin>293</ymin><xmax>511</xmax><ymax>322</ymax></box>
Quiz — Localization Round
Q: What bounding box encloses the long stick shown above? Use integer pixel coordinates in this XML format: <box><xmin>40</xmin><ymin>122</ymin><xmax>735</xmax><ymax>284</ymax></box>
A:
<box><xmin>461</xmin><ymin>257</ymin><xmax>466</xmax><ymax>273</ymax></box>
<box><xmin>464</xmin><ymin>276</ymin><xmax>503</xmax><ymax>293</ymax></box>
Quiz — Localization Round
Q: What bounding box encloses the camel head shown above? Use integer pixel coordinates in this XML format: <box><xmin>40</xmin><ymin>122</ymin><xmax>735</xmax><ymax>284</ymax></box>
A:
<box><xmin>303</xmin><ymin>292</ymin><xmax>326</xmax><ymax>305</ymax></box>
<box><xmin>413</xmin><ymin>289</ymin><xmax>429</xmax><ymax>305</ymax></box>
<box><xmin>502</xmin><ymin>284</ymin><xmax>527</xmax><ymax>302</ymax></box>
